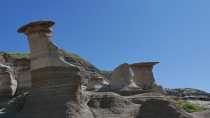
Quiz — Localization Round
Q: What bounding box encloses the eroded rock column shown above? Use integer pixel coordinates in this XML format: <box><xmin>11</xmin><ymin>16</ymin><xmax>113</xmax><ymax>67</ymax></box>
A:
<box><xmin>16</xmin><ymin>21</ymin><xmax>84</xmax><ymax>118</ymax></box>
<box><xmin>130</xmin><ymin>62</ymin><xmax>159</xmax><ymax>89</ymax></box>
<box><xmin>109</xmin><ymin>63</ymin><xmax>139</xmax><ymax>91</ymax></box>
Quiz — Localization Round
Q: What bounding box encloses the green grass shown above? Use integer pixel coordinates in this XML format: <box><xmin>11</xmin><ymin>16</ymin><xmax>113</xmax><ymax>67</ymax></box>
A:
<box><xmin>58</xmin><ymin>49</ymin><xmax>82</xmax><ymax>61</ymax></box>
<box><xmin>0</xmin><ymin>52</ymin><xmax>29</xmax><ymax>59</ymax></box>
<box><xmin>176</xmin><ymin>100</ymin><xmax>207</xmax><ymax>113</ymax></box>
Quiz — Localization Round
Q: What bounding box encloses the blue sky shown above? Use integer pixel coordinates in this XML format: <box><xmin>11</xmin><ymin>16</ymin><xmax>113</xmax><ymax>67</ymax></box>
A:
<box><xmin>1</xmin><ymin>0</ymin><xmax>210</xmax><ymax>92</ymax></box>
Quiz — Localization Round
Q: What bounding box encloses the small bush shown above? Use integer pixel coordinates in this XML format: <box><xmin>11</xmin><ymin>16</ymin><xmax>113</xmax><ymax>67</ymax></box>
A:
<box><xmin>176</xmin><ymin>100</ymin><xmax>207</xmax><ymax>113</ymax></box>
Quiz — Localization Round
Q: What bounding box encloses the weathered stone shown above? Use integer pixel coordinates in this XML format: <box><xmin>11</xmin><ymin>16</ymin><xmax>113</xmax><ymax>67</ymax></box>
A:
<box><xmin>86</xmin><ymin>73</ymin><xmax>109</xmax><ymax>91</ymax></box>
<box><xmin>126</xmin><ymin>92</ymin><xmax>168</xmax><ymax>104</ymax></box>
<box><xmin>136</xmin><ymin>99</ymin><xmax>192</xmax><ymax>118</ymax></box>
<box><xmin>0</xmin><ymin>54</ymin><xmax>6</xmax><ymax>64</ymax></box>
<box><xmin>87</xmin><ymin>92</ymin><xmax>140</xmax><ymax>118</ymax></box>
<box><xmin>18</xmin><ymin>21</ymin><xmax>74</xmax><ymax>71</ymax></box>
<box><xmin>0</xmin><ymin>64</ymin><xmax>17</xmax><ymax>97</ymax></box>
<box><xmin>109</xmin><ymin>63</ymin><xmax>139</xmax><ymax>91</ymax></box>
<box><xmin>109</xmin><ymin>62</ymin><xmax>159</xmax><ymax>91</ymax></box>
<box><xmin>0</xmin><ymin>92</ymin><xmax>28</xmax><ymax>118</ymax></box>
<box><xmin>130</xmin><ymin>62</ymin><xmax>159</xmax><ymax>89</ymax></box>
<box><xmin>191</xmin><ymin>109</ymin><xmax>210</xmax><ymax>118</ymax></box>
<box><xmin>0</xmin><ymin>53</ymin><xmax>31</xmax><ymax>92</ymax></box>
<box><xmin>16</xmin><ymin>20</ymin><xmax>86</xmax><ymax>118</ymax></box>
<box><xmin>16</xmin><ymin>67</ymin><xmax>84</xmax><ymax>118</ymax></box>
<box><xmin>14</xmin><ymin>59</ymin><xmax>31</xmax><ymax>91</ymax></box>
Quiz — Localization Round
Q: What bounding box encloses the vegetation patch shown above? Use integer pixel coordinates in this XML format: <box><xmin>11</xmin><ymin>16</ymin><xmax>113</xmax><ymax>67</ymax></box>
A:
<box><xmin>58</xmin><ymin>49</ymin><xmax>82</xmax><ymax>62</ymax></box>
<box><xmin>176</xmin><ymin>100</ymin><xmax>207</xmax><ymax>113</ymax></box>
<box><xmin>0</xmin><ymin>52</ymin><xmax>29</xmax><ymax>59</ymax></box>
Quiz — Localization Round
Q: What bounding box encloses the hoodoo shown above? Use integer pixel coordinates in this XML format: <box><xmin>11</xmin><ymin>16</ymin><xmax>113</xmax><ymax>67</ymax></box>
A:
<box><xmin>130</xmin><ymin>62</ymin><xmax>159</xmax><ymax>89</ymax></box>
<box><xmin>16</xmin><ymin>21</ymin><xmax>86</xmax><ymax>118</ymax></box>
<box><xmin>109</xmin><ymin>62</ymin><xmax>159</xmax><ymax>91</ymax></box>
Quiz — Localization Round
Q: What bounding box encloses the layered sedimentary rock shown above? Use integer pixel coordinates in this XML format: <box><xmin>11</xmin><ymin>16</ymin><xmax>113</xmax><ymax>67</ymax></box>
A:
<box><xmin>0</xmin><ymin>64</ymin><xmax>17</xmax><ymax>97</ymax></box>
<box><xmin>0</xmin><ymin>92</ymin><xmax>28</xmax><ymax>118</ymax></box>
<box><xmin>0</xmin><ymin>53</ymin><xmax>31</xmax><ymax>91</ymax></box>
<box><xmin>14</xmin><ymin>59</ymin><xmax>31</xmax><ymax>91</ymax></box>
<box><xmin>16</xmin><ymin>20</ymin><xmax>89</xmax><ymax>118</ymax></box>
<box><xmin>87</xmin><ymin>92</ymin><xmax>140</xmax><ymax>118</ymax></box>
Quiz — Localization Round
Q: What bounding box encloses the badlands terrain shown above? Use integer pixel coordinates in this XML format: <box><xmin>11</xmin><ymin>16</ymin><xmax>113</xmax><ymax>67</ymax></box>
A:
<box><xmin>0</xmin><ymin>20</ymin><xmax>209</xmax><ymax>118</ymax></box>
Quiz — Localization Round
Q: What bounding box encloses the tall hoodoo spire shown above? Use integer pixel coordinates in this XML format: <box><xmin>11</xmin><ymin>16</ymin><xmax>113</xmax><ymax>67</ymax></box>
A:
<box><xmin>16</xmin><ymin>20</ymin><xmax>87</xmax><ymax>118</ymax></box>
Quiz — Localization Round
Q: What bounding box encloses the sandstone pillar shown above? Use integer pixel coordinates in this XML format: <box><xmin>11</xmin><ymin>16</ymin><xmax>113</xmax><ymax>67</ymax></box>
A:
<box><xmin>16</xmin><ymin>21</ymin><xmax>83</xmax><ymax>118</ymax></box>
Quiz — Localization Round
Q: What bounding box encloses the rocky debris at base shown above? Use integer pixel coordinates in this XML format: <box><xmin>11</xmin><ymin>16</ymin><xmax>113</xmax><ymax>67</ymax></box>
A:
<box><xmin>191</xmin><ymin>110</ymin><xmax>210</xmax><ymax>118</ymax></box>
<box><xmin>87</xmin><ymin>92</ymin><xmax>140</xmax><ymax>118</ymax></box>
<box><xmin>0</xmin><ymin>90</ymin><xmax>197</xmax><ymax>118</ymax></box>
<box><xmin>0</xmin><ymin>92</ymin><xmax>28</xmax><ymax>118</ymax></box>
<box><xmin>86</xmin><ymin>73</ymin><xmax>109</xmax><ymax>91</ymax></box>
<box><xmin>126</xmin><ymin>92</ymin><xmax>168</xmax><ymax>104</ymax></box>
<box><xmin>137</xmin><ymin>99</ymin><xmax>193</xmax><ymax>118</ymax></box>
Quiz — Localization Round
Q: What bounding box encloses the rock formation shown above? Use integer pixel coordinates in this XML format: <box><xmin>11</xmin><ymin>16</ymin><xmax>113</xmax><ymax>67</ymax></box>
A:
<box><xmin>192</xmin><ymin>110</ymin><xmax>210</xmax><ymax>118</ymax></box>
<box><xmin>130</xmin><ymin>62</ymin><xmax>159</xmax><ymax>89</ymax></box>
<box><xmin>136</xmin><ymin>99</ymin><xmax>192</xmax><ymax>118</ymax></box>
<box><xmin>16</xmin><ymin>20</ymin><xmax>90</xmax><ymax>118</ymax></box>
<box><xmin>109</xmin><ymin>63</ymin><xmax>139</xmax><ymax>91</ymax></box>
<box><xmin>0</xmin><ymin>53</ymin><xmax>31</xmax><ymax>92</ymax></box>
<box><xmin>87</xmin><ymin>92</ymin><xmax>140</xmax><ymax>118</ymax></box>
<box><xmin>14</xmin><ymin>58</ymin><xmax>31</xmax><ymax>92</ymax></box>
<box><xmin>86</xmin><ymin>73</ymin><xmax>109</xmax><ymax>91</ymax></box>
<box><xmin>109</xmin><ymin>62</ymin><xmax>159</xmax><ymax>91</ymax></box>
<box><xmin>0</xmin><ymin>64</ymin><xmax>17</xmax><ymax>97</ymax></box>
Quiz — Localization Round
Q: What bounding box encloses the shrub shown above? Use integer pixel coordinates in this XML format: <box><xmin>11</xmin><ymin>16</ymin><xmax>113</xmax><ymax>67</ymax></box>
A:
<box><xmin>176</xmin><ymin>100</ymin><xmax>207</xmax><ymax>113</ymax></box>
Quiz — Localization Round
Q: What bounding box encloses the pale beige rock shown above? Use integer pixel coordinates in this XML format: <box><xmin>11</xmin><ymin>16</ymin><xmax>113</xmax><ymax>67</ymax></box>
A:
<box><xmin>86</xmin><ymin>73</ymin><xmax>109</xmax><ymax>91</ymax></box>
<box><xmin>109</xmin><ymin>63</ymin><xmax>139</xmax><ymax>91</ymax></box>
<box><xmin>18</xmin><ymin>21</ymin><xmax>74</xmax><ymax>70</ymax></box>
<box><xmin>0</xmin><ymin>64</ymin><xmax>17</xmax><ymax>97</ymax></box>
<box><xmin>130</xmin><ymin>62</ymin><xmax>159</xmax><ymax>89</ymax></box>
<box><xmin>191</xmin><ymin>109</ymin><xmax>210</xmax><ymax>118</ymax></box>
<box><xmin>0</xmin><ymin>55</ymin><xmax>6</xmax><ymax>64</ymax></box>
<box><xmin>87</xmin><ymin>92</ymin><xmax>140</xmax><ymax>118</ymax></box>
<box><xmin>0</xmin><ymin>53</ymin><xmax>31</xmax><ymax>91</ymax></box>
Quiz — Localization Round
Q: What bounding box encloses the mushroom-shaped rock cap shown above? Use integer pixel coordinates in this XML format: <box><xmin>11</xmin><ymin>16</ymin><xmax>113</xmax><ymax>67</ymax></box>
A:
<box><xmin>130</xmin><ymin>62</ymin><xmax>159</xmax><ymax>67</ymax></box>
<box><xmin>17</xmin><ymin>20</ymin><xmax>55</xmax><ymax>33</ymax></box>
